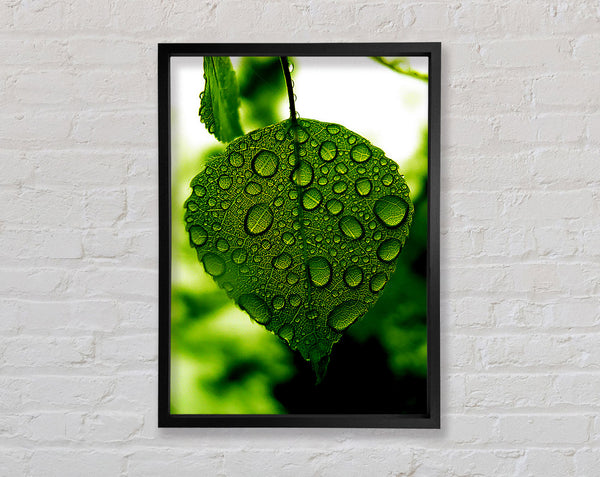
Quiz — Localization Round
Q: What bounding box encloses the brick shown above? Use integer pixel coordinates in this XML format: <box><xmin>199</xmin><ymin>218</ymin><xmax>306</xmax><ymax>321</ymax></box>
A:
<box><xmin>575</xmin><ymin>448</ymin><xmax>600</xmax><ymax>476</ymax></box>
<box><xmin>11</xmin><ymin>0</ymin><xmax>66</xmax><ymax>30</ymax></box>
<box><xmin>544</xmin><ymin>299</ymin><xmax>600</xmax><ymax>328</ymax></box>
<box><xmin>531</xmin><ymin>148</ymin><xmax>600</xmax><ymax>186</ymax></box>
<box><xmin>465</xmin><ymin>374</ymin><xmax>554</xmax><ymax>409</ymax></box>
<box><xmin>84</xmin><ymin>188</ymin><xmax>127</xmax><ymax>226</ymax></box>
<box><xmin>125</xmin><ymin>186</ymin><xmax>159</xmax><ymax>224</ymax></box>
<box><xmin>447</xmin><ymin>75</ymin><xmax>531</xmax><ymax>113</ymax></box>
<box><xmin>356</xmin><ymin>4</ymin><xmax>402</xmax><ymax>33</ymax></box>
<box><xmin>573</xmin><ymin>34</ymin><xmax>600</xmax><ymax>67</ymax></box>
<box><xmin>21</xmin><ymin>375</ymin><xmax>115</xmax><ymax>409</ymax></box>
<box><xmin>63</xmin><ymin>1</ymin><xmax>112</xmax><ymax>29</ymax></box>
<box><xmin>0</xmin><ymin>449</ymin><xmax>29</xmax><ymax>476</ymax></box>
<box><xmin>1</xmin><ymin>299</ymin><xmax>119</xmax><ymax>333</ymax></box>
<box><xmin>511</xmin><ymin>191</ymin><xmax>595</xmax><ymax>221</ymax></box>
<box><xmin>95</xmin><ymin>334</ymin><xmax>157</xmax><ymax>366</ymax></box>
<box><xmin>72</xmin><ymin>111</ymin><xmax>156</xmax><ymax>146</ymax></box>
<box><xmin>497</xmin><ymin>3</ymin><xmax>550</xmax><ymax>34</ymax></box>
<box><xmin>523</xmin><ymin>450</ymin><xmax>576</xmax><ymax>476</ymax></box>
<box><xmin>449</xmin><ymin>296</ymin><xmax>494</xmax><ymax>327</ymax></box>
<box><xmin>496</xmin><ymin>113</ymin><xmax>586</xmax><ymax>144</ymax></box>
<box><xmin>70</xmin><ymin>268</ymin><xmax>157</xmax><ymax>299</ymax></box>
<box><xmin>0</xmin><ymin>111</ymin><xmax>74</xmax><ymax>145</ymax></box>
<box><xmin>1</xmin><ymin>336</ymin><xmax>94</xmax><ymax>368</ymax></box>
<box><xmin>164</xmin><ymin>1</ymin><xmax>219</xmax><ymax>33</ymax></box>
<box><xmin>128</xmin><ymin>449</ymin><xmax>223</xmax><ymax>477</ymax></box>
<box><xmin>117</xmin><ymin>301</ymin><xmax>157</xmax><ymax>329</ymax></box>
<box><xmin>444</xmin><ymin>116</ymin><xmax>494</xmax><ymax>149</ymax></box>
<box><xmin>0</xmin><ymin>268</ymin><xmax>67</xmax><ymax>296</ymax></box>
<box><xmin>554</xmin><ymin>374</ymin><xmax>600</xmax><ymax>407</ymax></box>
<box><xmin>478</xmin><ymin>334</ymin><xmax>600</xmax><ymax>369</ymax></box>
<box><xmin>0</xmin><ymin>377</ymin><xmax>26</xmax><ymax>412</ymax></box>
<box><xmin>492</xmin><ymin>300</ymin><xmax>546</xmax><ymax>328</ymax></box>
<box><xmin>546</xmin><ymin>2</ymin><xmax>600</xmax><ymax>34</ymax></box>
<box><xmin>26</xmin><ymin>412</ymin><xmax>68</xmax><ymax>441</ymax></box>
<box><xmin>0</xmin><ymin>39</ymin><xmax>69</xmax><ymax>65</ymax></box>
<box><xmin>0</xmin><ymin>188</ymin><xmax>84</xmax><ymax>227</ymax></box>
<box><xmin>30</xmin><ymin>450</ymin><xmax>123</xmax><ymax>477</ymax></box>
<box><xmin>82</xmin><ymin>228</ymin><xmax>133</xmax><ymax>259</ymax></box>
<box><xmin>66</xmin><ymin>411</ymin><xmax>143</xmax><ymax>442</ymax></box>
<box><xmin>588</xmin><ymin>113</ymin><xmax>600</xmax><ymax>144</ymax></box>
<box><xmin>0</xmin><ymin>150</ymin><xmax>33</xmax><ymax>185</ymax></box>
<box><xmin>413</xmin><ymin>449</ymin><xmax>521</xmax><ymax>476</ymax></box>
<box><xmin>534</xmin><ymin>73</ymin><xmax>600</xmax><ymax>107</ymax></box>
<box><xmin>67</xmin><ymin>39</ymin><xmax>148</xmax><ymax>66</ymax></box>
<box><xmin>11</xmin><ymin>70</ymin><xmax>77</xmax><ymax>105</ymax></box>
<box><xmin>443</xmin><ymin>414</ymin><xmax>499</xmax><ymax>444</ymax></box>
<box><xmin>402</xmin><ymin>3</ymin><xmax>456</xmax><ymax>33</ymax></box>
<box><xmin>0</xmin><ymin>229</ymin><xmax>83</xmax><ymax>259</ymax></box>
<box><xmin>76</xmin><ymin>69</ymin><xmax>154</xmax><ymax>106</ymax></box>
<box><xmin>480</xmin><ymin>38</ymin><xmax>573</xmax><ymax>69</ymax></box>
<box><xmin>102</xmin><ymin>374</ymin><xmax>156</xmax><ymax>412</ymax></box>
<box><xmin>30</xmin><ymin>150</ymin><xmax>129</xmax><ymax>187</ymax></box>
<box><xmin>498</xmin><ymin>415</ymin><xmax>590</xmax><ymax>444</ymax></box>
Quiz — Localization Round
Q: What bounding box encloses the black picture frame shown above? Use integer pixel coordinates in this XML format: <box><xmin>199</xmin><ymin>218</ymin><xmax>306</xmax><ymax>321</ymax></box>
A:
<box><xmin>158</xmin><ymin>43</ymin><xmax>441</xmax><ymax>428</ymax></box>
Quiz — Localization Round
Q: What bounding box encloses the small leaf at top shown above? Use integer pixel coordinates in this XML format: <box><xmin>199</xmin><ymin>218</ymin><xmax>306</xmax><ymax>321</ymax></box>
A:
<box><xmin>199</xmin><ymin>56</ymin><xmax>244</xmax><ymax>142</ymax></box>
<box><xmin>184</xmin><ymin>119</ymin><xmax>414</xmax><ymax>382</ymax></box>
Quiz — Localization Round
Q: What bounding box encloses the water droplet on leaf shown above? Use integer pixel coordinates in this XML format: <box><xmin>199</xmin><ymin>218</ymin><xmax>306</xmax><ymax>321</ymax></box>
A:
<box><xmin>326</xmin><ymin>199</ymin><xmax>343</xmax><ymax>216</ymax></box>
<box><xmin>244</xmin><ymin>203</ymin><xmax>274</xmax><ymax>236</ymax></box>
<box><xmin>369</xmin><ymin>272</ymin><xmax>387</xmax><ymax>292</ymax></box>
<box><xmin>338</xmin><ymin>216</ymin><xmax>364</xmax><ymax>240</ymax></box>
<box><xmin>350</xmin><ymin>143</ymin><xmax>371</xmax><ymax>163</ymax></box>
<box><xmin>302</xmin><ymin>188</ymin><xmax>323</xmax><ymax>210</ymax></box>
<box><xmin>282</xmin><ymin>232</ymin><xmax>296</xmax><ymax>245</ymax></box>
<box><xmin>377</xmin><ymin>238</ymin><xmax>402</xmax><ymax>262</ymax></box>
<box><xmin>252</xmin><ymin>150</ymin><xmax>278</xmax><ymax>177</ymax></box>
<box><xmin>202</xmin><ymin>252</ymin><xmax>226</xmax><ymax>277</ymax></box>
<box><xmin>374</xmin><ymin>195</ymin><xmax>408</xmax><ymax>228</ymax></box>
<box><xmin>272</xmin><ymin>252</ymin><xmax>293</xmax><ymax>270</ymax></box>
<box><xmin>319</xmin><ymin>140</ymin><xmax>337</xmax><ymax>162</ymax></box>
<box><xmin>343</xmin><ymin>265</ymin><xmax>363</xmax><ymax>288</ymax></box>
<box><xmin>216</xmin><ymin>238</ymin><xmax>229</xmax><ymax>253</ymax></box>
<box><xmin>333</xmin><ymin>181</ymin><xmax>347</xmax><ymax>194</ymax></box>
<box><xmin>272</xmin><ymin>295</ymin><xmax>285</xmax><ymax>310</ymax></box>
<box><xmin>245</xmin><ymin>181</ymin><xmax>262</xmax><ymax>195</ymax></box>
<box><xmin>307</xmin><ymin>256</ymin><xmax>332</xmax><ymax>287</ymax></box>
<box><xmin>228</xmin><ymin>152</ymin><xmax>244</xmax><ymax>167</ymax></box>
<box><xmin>189</xmin><ymin>225</ymin><xmax>208</xmax><ymax>246</ymax></box>
<box><xmin>231</xmin><ymin>248</ymin><xmax>247</xmax><ymax>264</ymax></box>
<box><xmin>291</xmin><ymin>160</ymin><xmax>313</xmax><ymax>187</ymax></box>
<box><xmin>327</xmin><ymin>300</ymin><xmax>367</xmax><ymax>331</ymax></box>
<box><xmin>238</xmin><ymin>293</ymin><xmax>271</xmax><ymax>324</ymax></box>
<box><xmin>218</xmin><ymin>175</ymin><xmax>232</xmax><ymax>190</ymax></box>
<box><xmin>355</xmin><ymin>178</ymin><xmax>372</xmax><ymax>196</ymax></box>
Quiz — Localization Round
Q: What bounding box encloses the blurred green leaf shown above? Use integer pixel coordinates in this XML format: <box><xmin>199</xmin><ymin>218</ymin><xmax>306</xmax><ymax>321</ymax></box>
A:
<box><xmin>237</xmin><ymin>57</ymin><xmax>288</xmax><ymax>130</ymax></box>
<box><xmin>184</xmin><ymin>118</ymin><xmax>413</xmax><ymax>382</ymax></box>
<box><xmin>199</xmin><ymin>56</ymin><xmax>244</xmax><ymax>142</ymax></box>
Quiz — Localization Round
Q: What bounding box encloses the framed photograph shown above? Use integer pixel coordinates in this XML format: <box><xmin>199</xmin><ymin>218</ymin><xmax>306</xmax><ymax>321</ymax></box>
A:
<box><xmin>158</xmin><ymin>43</ymin><xmax>440</xmax><ymax>428</ymax></box>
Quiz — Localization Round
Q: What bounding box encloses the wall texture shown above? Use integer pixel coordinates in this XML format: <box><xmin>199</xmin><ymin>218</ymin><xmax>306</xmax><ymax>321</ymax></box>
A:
<box><xmin>1</xmin><ymin>1</ymin><xmax>599</xmax><ymax>475</ymax></box>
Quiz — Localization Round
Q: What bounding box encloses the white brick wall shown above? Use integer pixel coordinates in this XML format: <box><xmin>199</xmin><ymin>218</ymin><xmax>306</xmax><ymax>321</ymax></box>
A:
<box><xmin>1</xmin><ymin>0</ymin><xmax>598</xmax><ymax>475</ymax></box>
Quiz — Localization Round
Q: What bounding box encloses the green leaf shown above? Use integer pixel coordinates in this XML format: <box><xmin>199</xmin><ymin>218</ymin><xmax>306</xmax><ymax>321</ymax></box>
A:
<box><xmin>199</xmin><ymin>56</ymin><xmax>244</xmax><ymax>142</ymax></box>
<box><xmin>184</xmin><ymin>118</ymin><xmax>414</xmax><ymax>382</ymax></box>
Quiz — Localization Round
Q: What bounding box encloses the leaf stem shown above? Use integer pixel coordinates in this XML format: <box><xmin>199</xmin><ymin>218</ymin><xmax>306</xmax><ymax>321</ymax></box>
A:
<box><xmin>371</xmin><ymin>56</ymin><xmax>429</xmax><ymax>82</ymax></box>
<box><xmin>280</xmin><ymin>57</ymin><xmax>297</xmax><ymax>124</ymax></box>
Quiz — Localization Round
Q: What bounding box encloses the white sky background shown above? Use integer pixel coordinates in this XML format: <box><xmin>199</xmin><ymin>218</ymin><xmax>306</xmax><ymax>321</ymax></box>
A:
<box><xmin>170</xmin><ymin>56</ymin><xmax>428</xmax><ymax>170</ymax></box>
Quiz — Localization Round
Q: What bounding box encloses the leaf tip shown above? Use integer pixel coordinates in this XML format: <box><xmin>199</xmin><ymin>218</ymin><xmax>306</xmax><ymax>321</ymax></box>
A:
<box><xmin>312</xmin><ymin>355</ymin><xmax>330</xmax><ymax>385</ymax></box>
